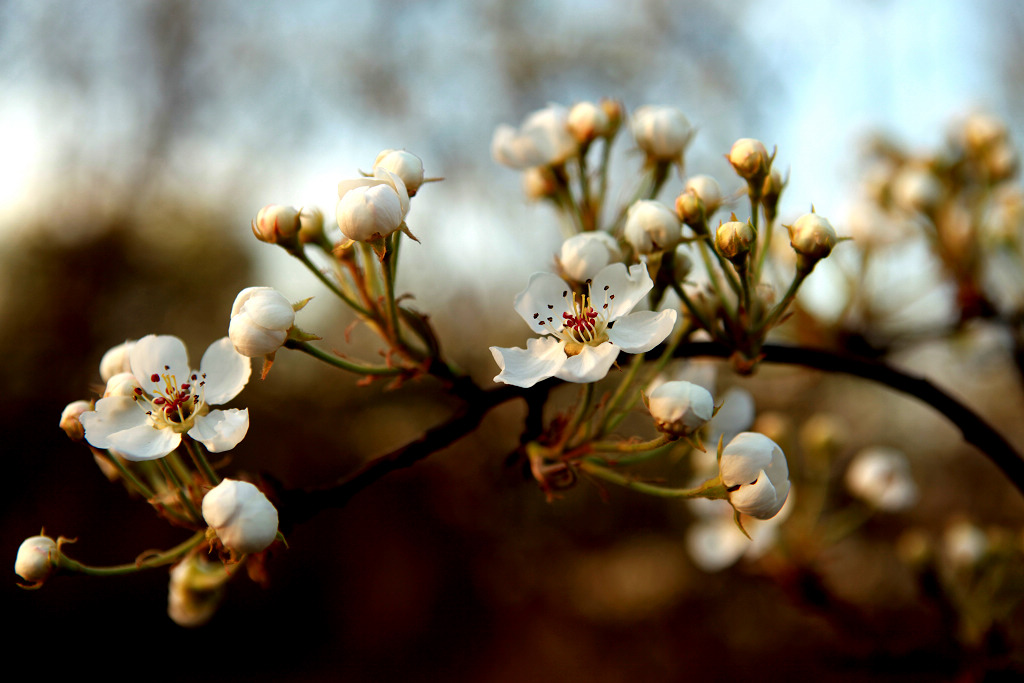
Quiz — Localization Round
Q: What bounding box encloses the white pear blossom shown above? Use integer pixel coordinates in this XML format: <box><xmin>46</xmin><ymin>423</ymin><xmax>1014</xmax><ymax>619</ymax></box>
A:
<box><xmin>647</xmin><ymin>380</ymin><xmax>714</xmax><ymax>438</ymax></box>
<box><xmin>720</xmin><ymin>432</ymin><xmax>790</xmax><ymax>520</ymax></box>
<box><xmin>490</xmin><ymin>263</ymin><xmax>677</xmax><ymax>388</ymax></box>
<box><xmin>492</xmin><ymin>104</ymin><xmax>578</xmax><ymax>169</ymax></box>
<box><xmin>80</xmin><ymin>335</ymin><xmax>251</xmax><ymax>461</ymax></box>
<box><xmin>788</xmin><ymin>212</ymin><xmax>838</xmax><ymax>262</ymax></box>
<box><xmin>567</xmin><ymin>101</ymin><xmax>609</xmax><ymax>143</ymax></box>
<box><xmin>845</xmin><ymin>447</ymin><xmax>918</xmax><ymax>512</ymax></box>
<box><xmin>558</xmin><ymin>232</ymin><xmax>622</xmax><ymax>283</ymax></box>
<box><xmin>15</xmin><ymin>535</ymin><xmax>58</xmax><ymax>586</ymax></box>
<box><xmin>373</xmin><ymin>149</ymin><xmax>425</xmax><ymax>195</ymax></box>
<box><xmin>631</xmin><ymin>105</ymin><xmax>693</xmax><ymax>163</ymax></box>
<box><xmin>229</xmin><ymin>287</ymin><xmax>295</xmax><ymax>358</ymax></box>
<box><xmin>336</xmin><ymin>168</ymin><xmax>410</xmax><ymax>242</ymax></box>
<box><xmin>623</xmin><ymin>200</ymin><xmax>682</xmax><ymax>254</ymax></box>
<box><xmin>202</xmin><ymin>479</ymin><xmax>279</xmax><ymax>555</ymax></box>
<box><xmin>99</xmin><ymin>340</ymin><xmax>135</xmax><ymax>383</ymax></box>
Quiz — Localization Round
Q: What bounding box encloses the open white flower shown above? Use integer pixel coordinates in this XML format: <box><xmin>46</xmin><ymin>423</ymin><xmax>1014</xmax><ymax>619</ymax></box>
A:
<box><xmin>80</xmin><ymin>335</ymin><xmax>251</xmax><ymax>461</ymax></box>
<box><xmin>720</xmin><ymin>432</ymin><xmax>790</xmax><ymax>520</ymax></box>
<box><xmin>490</xmin><ymin>263</ymin><xmax>677</xmax><ymax>388</ymax></box>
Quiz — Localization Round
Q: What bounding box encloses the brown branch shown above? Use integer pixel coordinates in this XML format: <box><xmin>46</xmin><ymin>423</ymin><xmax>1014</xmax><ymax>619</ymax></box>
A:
<box><xmin>675</xmin><ymin>341</ymin><xmax>1024</xmax><ymax>498</ymax></box>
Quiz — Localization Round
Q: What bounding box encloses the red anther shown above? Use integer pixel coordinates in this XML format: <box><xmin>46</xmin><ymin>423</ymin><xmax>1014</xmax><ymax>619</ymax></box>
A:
<box><xmin>133</xmin><ymin>387</ymin><xmax>143</xmax><ymax>395</ymax></box>
<box><xmin>153</xmin><ymin>397</ymin><xmax>166</xmax><ymax>405</ymax></box>
<box><xmin>151</xmin><ymin>373</ymin><xmax>160</xmax><ymax>382</ymax></box>
<box><xmin>181</xmin><ymin>383</ymin><xmax>190</xmax><ymax>391</ymax></box>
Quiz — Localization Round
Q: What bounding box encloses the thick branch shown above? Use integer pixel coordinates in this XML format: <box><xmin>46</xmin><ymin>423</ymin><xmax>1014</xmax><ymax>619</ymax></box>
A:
<box><xmin>675</xmin><ymin>341</ymin><xmax>1024</xmax><ymax>497</ymax></box>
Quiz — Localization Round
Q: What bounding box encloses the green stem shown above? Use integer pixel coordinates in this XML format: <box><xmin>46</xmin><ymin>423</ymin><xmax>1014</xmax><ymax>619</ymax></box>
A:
<box><xmin>580</xmin><ymin>460</ymin><xmax>726</xmax><ymax>499</ymax></box>
<box><xmin>156</xmin><ymin>457</ymin><xmax>202</xmax><ymax>523</ymax></box>
<box><xmin>563</xmin><ymin>382</ymin><xmax>595</xmax><ymax>447</ymax></box>
<box><xmin>588</xmin><ymin>433</ymin><xmax>673</xmax><ymax>453</ymax></box>
<box><xmin>595</xmin><ymin>352</ymin><xmax>646</xmax><ymax>438</ymax></box>
<box><xmin>89</xmin><ymin>446</ymin><xmax>156</xmax><ymax>500</ymax></box>
<box><xmin>294</xmin><ymin>249</ymin><xmax>369</xmax><ymax>316</ymax></box>
<box><xmin>671</xmin><ymin>281</ymin><xmax>715</xmax><ymax>336</ymax></box>
<box><xmin>758</xmin><ymin>268</ymin><xmax>809</xmax><ymax>332</ymax></box>
<box><xmin>585</xmin><ymin>440</ymin><xmax>677</xmax><ymax>465</ymax></box>
<box><xmin>284</xmin><ymin>339</ymin><xmax>404</xmax><ymax>376</ymax></box>
<box><xmin>183</xmin><ymin>437</ymin><xmax>220</xmax><ymax>486</ymax></box>
<box><xmin>55</xmin><ymin>531</ymin><xmax>206</xmax><ymax>576</ymax></box>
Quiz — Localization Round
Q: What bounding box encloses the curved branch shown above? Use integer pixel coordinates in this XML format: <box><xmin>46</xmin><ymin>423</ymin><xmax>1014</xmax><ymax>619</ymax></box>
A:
<box><xmin>278</xmin><ymin>382</ymin><xmax>529</xmax><ymax>526</ymax></box>
<box><xmin>674</xmin><ymin>341</ymin><xmax>1024</xmax><ymax>497</ymax></box>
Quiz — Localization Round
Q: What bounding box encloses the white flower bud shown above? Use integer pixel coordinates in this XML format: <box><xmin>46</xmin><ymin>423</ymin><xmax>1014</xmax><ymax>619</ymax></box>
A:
<box><xmin>103</xmin><ymin>372</ymin><xmax>141</xmax><ymax>398</ymax></box>
<box><xmin>648</xmin><ymin>381</ymin><xmax>714</xmax><ymax>438</ymax></box>
<box><xmin>252</xmin><ymin>204</ymin><xmax>301</xmax><ymax>245</ymax></box>
<box><xmin>336</xmin><ymin>168</ymin><xmax>410</xmax><ymax>242</ymax></box>
<box><xmin>492</xmin><ymin>104</ymin><xmax>578</xmax><ymax>169</ymax></box>
<box><xmin>15</xmin><ymin>535</ymin><xmax>58</xmax><ymax>586</ymax></box>
<box><xmin>788</xmin><ymin>212</ymin><xmax>838</xmax><ymax>262</ymax></box>
<box><xmin>728</xmin><ymin>138</ymin><xmax>770</xmax><ymax>181</ymax></box>
<box><xmin>229</xmin><ymin>287</ymin><xmax>295</xmax><ymax>358</ymax></box>
<box><xmin>60</xmin><ymin>400</ymin><xmax>92</xmax><ymax>441</ymax></box>
<box><xmin>567</xmin><ymin>101</ymin><xmax>610</xmax><ymax>143</ymax></box>
<box><xmin>99</xmin><ymin>340</ymin><xmax>135</xmax><ymax>383</ymax></box>
<box><xmin>558</xmin><ymin>232</ymin><xmax>622</xmax><ymax>283</ymax></box>
<box><xmin>720</xmin><ymin>432</ymin><xmax>790</xmax><ymax>520</ymax></box>
<box><xmin>715</xmin><ymin>220</ymin><xmax>756</xmax><ymax>263</ymax></box>
<box><xmin>961</xmin><ymin>112</ymin><xmax>1008</xmax><ymax>155</ymax></box>
<box><xmin>202</xmin><ymin>479</ymin><xmax>279</xmax><ymax>555</ymax></box>
<box><xmin>623</xmin><ymin>200</ymin><xmax>682</xmax><ymax>254</ymax></box>
<box><xmin>373</xmin><ymin>149</ymin><xmax>425</xmax><ymax>196</ymax></box>
<box><xmin>167</xmin><ymin>554</ymin><xmax>230</xmax><ymax>628</ymax></box>
<box><xmin>845</xmin><ymin>447</ymin><xmax>918</xmax><ymax>512</ymax></box>
<box><xmin>943</xmin><ymin>520</ymin><xmax>988</xmax><ymax>568</ymax></box>
<box><xmin>631</xmin><ymin>105</ymin><xmax>693</xmax><ymax>163</ymax></box>
<box><xmin>676</xmin><ymin>175</ymin><xmax>722</xmax><ymax>225</ymax></box>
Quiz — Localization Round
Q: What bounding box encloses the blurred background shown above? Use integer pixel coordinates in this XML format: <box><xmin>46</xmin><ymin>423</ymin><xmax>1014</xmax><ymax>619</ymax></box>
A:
<box><xmin>5</xmin><ymin>0</ymin><xmax>1024</xmax><ymax>680</ymax></box>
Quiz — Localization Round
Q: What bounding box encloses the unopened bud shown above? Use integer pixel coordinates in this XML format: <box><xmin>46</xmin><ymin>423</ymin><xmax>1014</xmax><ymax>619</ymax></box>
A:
<box><xmin>567</xmin><ymin>101</ymin><xmax>610</xmax><ymax>144</ymax></box>
<box><xmin>648</xmin><ymin>380</ymin><xmax>714</xmax><ymax>438</ymax></box>
<box><xmin>623</xmin><ymin>200</ymin><xmax>682</xmax><ymax>254</ymax></box>
<box><xmin>229</xmin><ymin>287</ymin><xmax>295</xmax><ymax>358</ymax></box>
<box><xmin>631</xmin><ymin>105</ymin><xmax>693</xmax><ymax>164</ymax></box>
<box><xmin>60</xmin><ymin>401</ymin><xmax>92</xmax><ymax>441</ymax></box>
<box><xmin>558</xmin><ymin>232</ymin><xmax>622</xmax><ymax>283</ymax></box>
<box><xmin>373</xmin><ymin>149</ymin><xmax>425</xmax><ymax>196</ymax></box>
<box><xmin>15</xmin><ymin>535</ymin><xmax>58</xmax><ymax>587</ymax></box>
<box><xmin>202</xmin><ymin>479</ymin><xmax>279</xmax><ymax>555</ymax></box>
<box><xmin>715</xmin><ymin>219</ymin><xmax>756</xmax><ymax>264</ymax></box>
<box><xmin>728</xmin><ymin>138</ymin><xmax>770</xmax><ymax>183</ymax></box>
<box><xmin>788</xmin><ymin>212</ymin><xmax>838</xmax><ymax>267</ymax></box>
<box><xmin>297</xmin><ymin>207</ymin><xmax>325</xmax><ymax>245</ymax></box>
<box><xmin>252</xmin><ymin>205</ymin><xmax>301</xmax><ymax>246</ymax></box>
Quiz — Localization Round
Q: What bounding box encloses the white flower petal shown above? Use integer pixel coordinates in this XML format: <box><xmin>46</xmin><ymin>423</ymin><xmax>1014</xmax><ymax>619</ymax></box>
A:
<box><xmin>730</xmin><ymin>472</ymin><xmax>788</xmax><ymax>520</ymax></box>
<box><xmin>200</xmin><ymin>338</ymin><xmax>251</xmax><ymax>405</ymax></box>
<box><xmin>513</xmin><ymin>272</ymin><xmax>575</xmax><ymax>334</ymax></box>
<box><xmin>81</xmin><ymin>396</ymin><xmax>149</xmax><ymax>449</ymax></box>
<box><xmin>554</xmin><ymin>342</ymin><xmax>620</xmax><ymax>383</ymax></box>
<box><xmin>606</xmin><ymin>309</ymin><xmax>676</xmax><ymax>353</ymax></box>
<box><xmin>131</xmin><ymin>335</ymin><xmax>190</xmax><ymax>395</ymax></box>
<box><xmin>589</xmin><ymin>263</ymin><xmax>653</xmax><ymax>320</ymax></box>
<box><xmin>719</xmin><ymin>433</ymin><xmax>776</xmax><ymax>487</ymax></box>
<box><xmin>107</xmin><ymin>422</ymin><xmax>182</xmax><ymax>461</ymax></box>
<box><xmin>490</xmin><ymin>337</ymin><xmax>566</xmax><ymax>388</ymax></box>
<box><xmin>189</xmin><ymin>409</ymin><xmax>249</xmax><ymax>453</ymax></box>
<box><xmin>372</xmin><ymin>167</ymin><xmax>410</xmax><ymax>217</ymax></box>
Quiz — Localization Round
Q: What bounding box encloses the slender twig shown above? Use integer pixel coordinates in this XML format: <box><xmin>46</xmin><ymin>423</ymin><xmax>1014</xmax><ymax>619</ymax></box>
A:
<box><xmin>673</xmin><ymin>341</ymin><xmax>1024</xmax><ymax>497</ymax></box>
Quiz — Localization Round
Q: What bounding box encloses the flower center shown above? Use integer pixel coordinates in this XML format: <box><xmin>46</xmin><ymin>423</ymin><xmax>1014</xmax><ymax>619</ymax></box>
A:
<box><xmin>132</xmin><ymin>367</ymin><xmax>208</xmax><ymax>433</ymax></box>
<box><xmin>555</xmin><ymin>289</ymin><xmax>610</xmax><ymax>353</ymax></box>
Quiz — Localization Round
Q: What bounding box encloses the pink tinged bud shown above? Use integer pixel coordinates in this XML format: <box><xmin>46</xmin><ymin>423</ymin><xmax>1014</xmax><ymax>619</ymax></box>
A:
<box><xmin>373</xmin><ymin>149</ymin><xmax>425</xmax><ymax>195</ymax></box>
<box><xmin>229</xmin><ymin>287</ymin><xmax>295</xmax><ymax>358</ymax></box>
<box><xmin>60</xmin><ymin>400</ymin><xmax>92</xmax><ymax>441</ymax></box>
<box><xmin>631</xmin><ymin>105</ymin><xmax>693</xmax><ymax>162</ymax></box>
<box><xmin>253</xmin><ymin>205</ymin><xmax>301</xmax><ymax>244</ymax></box>
<box><xmin>623</xmin><ymin>200</ymin><xmax>682</xmax><ymax>254</ymax></box>
<box><xmin>15</xmin><ymin>535</ymin><xmax>58</xmax><ymax>586</ymax></box>
<box><xmin>202</xmin><ymin>479</ymin><xmax>279</xmax><ymax>555</ymax></box>
<box><xmin>728</xmin><ymin>138</ymin><xmax>770</xmax><ymax>181</ymax></box>
<box><xmin>648</xmin><ymin>381</ymin><xmax>714</xmax><ymax>437</ymax></box>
